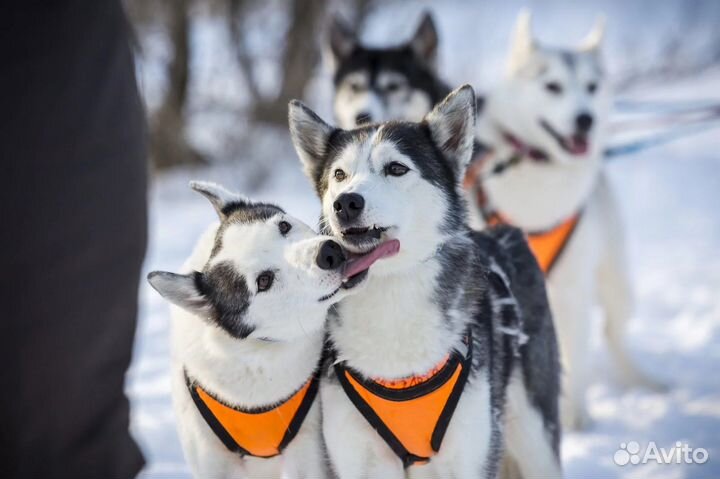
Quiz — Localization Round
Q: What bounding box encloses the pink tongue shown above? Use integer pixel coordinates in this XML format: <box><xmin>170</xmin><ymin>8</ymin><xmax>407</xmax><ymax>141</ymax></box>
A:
<box><xmin>568</xmin><ymin>137</ymin><xmax>589</xmax><ymax>155</ymax></box>
<box><xmin>342</xmin><ymin>239</ymin><xmax>400</xmax><ymax>279</ymax></box>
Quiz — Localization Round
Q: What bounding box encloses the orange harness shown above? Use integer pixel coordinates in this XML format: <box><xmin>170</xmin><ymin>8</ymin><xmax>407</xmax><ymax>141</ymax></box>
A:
<box><xmin>335</xmin><ymin>332</ymin><xmax>472</xmax><ymax>467</ymax></box>
<box><xmin>464</xmin><ymin>151</ymin><xmax>583</xmax><ymax>275</ymax></box>
<box><xmin>185</xmin><ymin>369</ymin><xmax>318</xmax><ymax>458</ymax></box>
<box><xmin>486</xmin><ymin>211</ymin><xmax>582</xmax><ymax>275</ymax></box>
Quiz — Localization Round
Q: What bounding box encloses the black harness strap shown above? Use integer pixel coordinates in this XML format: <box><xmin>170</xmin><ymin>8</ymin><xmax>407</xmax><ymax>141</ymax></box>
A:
<box><xmin>334</xmin><ymin>331</ymin><xmax>473</xmax><ymax>467</ymax></box>
<box><xmin>184</xmin><ymin>368</ymin><xmax>320</xmax><ymax>459</ymax></box>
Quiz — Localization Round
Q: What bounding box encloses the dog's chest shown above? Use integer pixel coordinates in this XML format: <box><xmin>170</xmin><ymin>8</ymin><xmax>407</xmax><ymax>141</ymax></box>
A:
<box><xmin>483</xmin><ymin>155</ymin><xmax>601</xmax><ymax>230</ymax></box>
<box><xmin>331</xmin><ymin>273</ymin><xmax>460</xmax><ymax>379</ymax></box>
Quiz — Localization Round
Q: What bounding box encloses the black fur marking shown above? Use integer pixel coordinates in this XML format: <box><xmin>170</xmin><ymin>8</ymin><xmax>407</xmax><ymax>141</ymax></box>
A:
<box><xmin>334</xmin><ymin>46</ymin><xmax>450</xmax><ymax>105</ymax></box>
<box><xmin>475</xmin><ymin>95</ymin><xmax>485</xmax><ymax>116</ymax></box>
<box><xmin>488</xmin><ymin>270</ymin><xmax>511</xmax><ymax>298</ymax></box>
<box><xmin>211</xmin><ymin>203</ymin><xmax>284</xmax><ymax>258</ymax></box>
<box><xmin>221</xmin><ymin>201</ymin><xmax>285</xmax><ymax>219</ymax></box>
<box><xmin>379</xmin><ymin>122</ymin><xmax>467</xmax><ymax>234</ymax></box>
<box><xmin>225</xmin><ymin>203</ymin><xmax>284</xmax><ymax>223</ymax></box>
<box><xmin>199</xmin><ymin>261</ymin><xmax>255</xmax><ymax>339</ymax></box>
<box><xmin>432</xmin><ymin>237</ymin><xmax>474</xmax><ymax>327</ymax></box>
<box><xmin>560</xmin><ymin>51</ymin><xmax>577</xmax><ymax>72</ymax></box>
<box><xmin>308</xmin><ymin>126</ymin><xmax>374</xmax><ymax>199</ymax></box>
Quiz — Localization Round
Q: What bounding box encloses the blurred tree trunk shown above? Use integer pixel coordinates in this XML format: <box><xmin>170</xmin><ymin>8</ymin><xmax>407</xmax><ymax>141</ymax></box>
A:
<box><xmin>230</xmin><ymin>0</ymin><xmax>328</xmax><ymax>125</ymax></box>
<box><xmin>150</xmin><ymin>0</ymin><xmax>204</xmax><ymax>169</ymax></box>
<box><xmin>353</xmin><ymin>0</ymin><xmax>373</xmax><ymax>31</ymax></box>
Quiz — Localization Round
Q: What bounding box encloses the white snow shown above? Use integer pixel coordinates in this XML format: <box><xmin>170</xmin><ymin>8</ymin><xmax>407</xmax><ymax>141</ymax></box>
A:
<box><xmin>129</xmin><ymin>2</ymin><xmax>720</xmax><ymax>477</ymax></box>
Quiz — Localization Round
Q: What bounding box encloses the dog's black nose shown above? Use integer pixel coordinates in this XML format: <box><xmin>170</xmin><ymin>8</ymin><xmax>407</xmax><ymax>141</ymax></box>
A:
<box><xmin>575</xmin><ymin>112</ymin><xmax>594</xmax><ymax>133</ymax></box>
<box><xmin>355</xmin><ymin>112</ymin><xmax>372</xmax><ymax>125</ymax></box>
<box><xmin>316</xmin><ymin>240</ymin><xmax>346</xmax><ymax>270</ymax></box>
<box><xmin>333</xmin><ymin>192</ymin><xmax>365</xmax><ymax>222</ymax></box>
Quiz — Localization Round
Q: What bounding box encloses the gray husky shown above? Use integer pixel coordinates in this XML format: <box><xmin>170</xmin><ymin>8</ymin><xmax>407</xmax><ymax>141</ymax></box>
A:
<box><xmin>289</xmin><ymin>86</ymin><xmax>562</xmax><ymax>478</ymax></box>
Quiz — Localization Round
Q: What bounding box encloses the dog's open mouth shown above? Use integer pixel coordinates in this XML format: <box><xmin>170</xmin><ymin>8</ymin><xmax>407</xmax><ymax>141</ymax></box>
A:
<box><xmin>540</xmin><ymin>119</ymin><xmax>589</xmax><ymax>156</ymax></box>
<box><xmin>341</xmin><ymin>225</ymin><xmax>388</xmax><ymax>241</ymax></box>
<box><xmin>318</xmin><ymin>239</ymin><xmax>400</xmax><ymax>302</ymax></box>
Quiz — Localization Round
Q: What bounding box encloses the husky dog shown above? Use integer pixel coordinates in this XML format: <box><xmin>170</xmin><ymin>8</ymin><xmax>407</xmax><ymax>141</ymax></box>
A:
<box><xmin>327</xmin><ymin>12</ymin><xmax>450</xmax><ymax>129</ymax></box>
<box><xmin>289</xmin><ymin>86</ymin><xmax>561</xmax><ymax>478</ymax></box>
<box><xmin>147</xmin><ymin>182</ymin><xmax>391</xmax><ymax>478</ymax></box>
<box><xmin>466</xmin><ymin>12</ymin><xmax>664</xmax><ymax>430</ymax></box>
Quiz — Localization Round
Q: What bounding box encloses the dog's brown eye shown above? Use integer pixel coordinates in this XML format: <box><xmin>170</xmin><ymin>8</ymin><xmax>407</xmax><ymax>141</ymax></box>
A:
<box><xmin>587</xmin><ymin>82</ymin><xmax>597</xmax><ymax>94</ymax></box>
<box><xmin>334</xmin><ymin>169</ymin><xmax>347</xmax><ymax>182</ymax></box>
<box><xmin>545</xmin><ymin>82</ymin><xmax>563</xmax><ymax>95</ymax></box>
<box><xmin>350</xmin><ymin>82</ymin><xmax>364</xmax><ymax>93</ymax></box>
<box><xmin>385</xmin><ymin>162</ymin><xmax>409</xmax><ymax>177</ymax></box>
<box><xmin>278</xmin><ymin>220</ymin><xmax>292</xmax><ymax>235</ymax></box>
<box><xmin>256</xmin><ymin>271</ymin><xmax>274</xmax><ymax>292</ymax></box>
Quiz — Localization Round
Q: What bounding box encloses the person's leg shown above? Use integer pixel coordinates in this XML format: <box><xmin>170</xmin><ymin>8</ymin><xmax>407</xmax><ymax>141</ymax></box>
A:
<box><xmin>0</xmin><ymin>1</ymin><xmax>147</xmax><ymax>477</ymax></box>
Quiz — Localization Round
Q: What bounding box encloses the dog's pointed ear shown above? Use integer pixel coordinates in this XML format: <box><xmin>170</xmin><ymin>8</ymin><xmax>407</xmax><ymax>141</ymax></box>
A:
<box><xmin>579</xmin><ymin>15</ymin><xmax>606</xmax><ymax>52</ymax></box>
<box><xmin>288</xmin><ymin>100</ymin><xmax>336</xmax><ymax>179</ymax></box>
<box><xmin>424</xmin><ymin>85</ymin><xmax>476</xmax><ymax>180</ymax></box>
<box><xmin>148</xmin><ymin>271</ymin><xmax>211</xmax><ymax>316</ymax></box>
<box><xmin>507</xmin><ymin>9</ymin><xmax>536</xmax><ymax>76</ymax></box>
<box><xmin>409</xmin><ymin>11</ymin><xmax>438</xmax><ymax>68</ymax></box>
<box><xmin>189</xmin><ymin>181</ymin><xmax>247</xmax><ymax>220</ymax></box>
<box><xmin>328</xmin><ymin>16</ymin><xmax>356</xmax><ymax>64</ymax></box>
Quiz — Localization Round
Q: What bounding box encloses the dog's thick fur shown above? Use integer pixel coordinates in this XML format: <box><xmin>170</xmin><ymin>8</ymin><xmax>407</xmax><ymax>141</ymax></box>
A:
<box><xmin>148</xmin><ymin>182</ymin><xmax>365</xmax><ymax>478</ymax></box>
<box><xmin>469</xmin><ymin>12</ymin><xmax>665</xmax><ymax>430</ymax></box>
<box><xmin>290</xmin><ymin>86</ymin><xmax>561</xmax><ymax>478</ymax></box>
<box><xmin>327</xmin><ymin>12</ymin><xmax>451</xmax><ymax>129</ymax></box>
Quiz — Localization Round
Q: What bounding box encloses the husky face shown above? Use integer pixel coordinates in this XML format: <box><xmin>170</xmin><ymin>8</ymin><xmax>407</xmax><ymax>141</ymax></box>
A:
<box><xmin>328</xmin><ymin>13</ymin><xmax>447</xmax><ymax>129</ymax></box>
<box><xmin>501</xmin><ymin>12</ymin><xmax>610</xmax><ymax>161</ymax></box>
<box><xmin>148</xmin><ymin>182</ymin><xmax>365</xmax><ymax>342</ymax></box>
<box><xmin>290</xmin><ymin>86</ymin><xmax>476</xmax><ymax>277</ymax></box>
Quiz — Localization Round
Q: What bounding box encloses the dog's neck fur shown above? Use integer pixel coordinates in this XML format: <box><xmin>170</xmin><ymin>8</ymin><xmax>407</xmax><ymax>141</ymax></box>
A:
<box><xmin>174</xmin><ymin>225</ymin><xmax>324</xmax><ymax>408</ymax></box>
<box><xmin>475</xmin><ymin>88</ymin><xmax>603</xmax><ymax>230</ymax></box>
<box><xmin>331</xmin><ymin>233</ymin><xmax>472</xmax><ymax>380</ymax></box>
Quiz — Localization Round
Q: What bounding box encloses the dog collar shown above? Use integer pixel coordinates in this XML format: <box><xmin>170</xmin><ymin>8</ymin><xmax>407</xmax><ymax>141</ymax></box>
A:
<box><xmin>334</xmin><ymin>331</ymin><xmax>472</xmax><ymax>467</ymax></box>
<box><xmin>462</xmin><ymin>145</ymin><xmax>584</xmax><ymax>275</ymax></box>
<box><xmin>185</xmin><ymin>368</ymin><xmax>319</xmax><ymax>459</ymax></box>
<box><xmin>501</xmin><ymin>130</ymin><xmax>550</xmax><ymax>162</ymax></box>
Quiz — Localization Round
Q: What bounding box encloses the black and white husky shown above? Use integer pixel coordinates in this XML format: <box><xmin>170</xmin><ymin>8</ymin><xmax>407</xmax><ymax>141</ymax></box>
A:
<box><xmin>466</xmin><ymin>12</ymin><xmax>665</xmax><ymax>430</ymax></box>
<box><xmin>289</xmin><ymin>87</ymin><xmax>561</xmax><ymax>478</ymax></box>
<box><xmin>147</xmin><ymin>182</ymin><xmax>391</xmax><ymax>478</ymax></box>
<box><xmin>327</xmin><ymin>12</ymin><xmax>450</xmax><ymax>129</ymax></box>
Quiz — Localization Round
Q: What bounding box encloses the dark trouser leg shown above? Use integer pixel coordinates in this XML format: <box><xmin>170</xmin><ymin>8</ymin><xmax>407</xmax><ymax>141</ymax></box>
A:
<box><xmin>0</xmin><ymin>1</ymin><xmax>147</xmax><ymax>477</ymax></box>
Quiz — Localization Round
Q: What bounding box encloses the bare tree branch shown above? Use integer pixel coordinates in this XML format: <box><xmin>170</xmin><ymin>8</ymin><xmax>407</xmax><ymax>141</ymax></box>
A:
<box><xmin>150</xmin><ymin>0</ymin><xmax>205</xmax><ymax>169</ymax></box>
<box><xmin>228</xmin><ymin>0</ymin><xmax>261</xmax><ymax>104</ymax></box>
<box><xmin>252</xmin><ymin>0</ymin><xmax>328</xmax><ymax>124</ymax></box>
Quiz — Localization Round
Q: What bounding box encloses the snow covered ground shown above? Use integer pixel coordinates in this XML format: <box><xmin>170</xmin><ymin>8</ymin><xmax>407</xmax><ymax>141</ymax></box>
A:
<box><xmin>128</xmin><ymin>2</ymin><xmax>720</xmax><ymax>477</ymax></box>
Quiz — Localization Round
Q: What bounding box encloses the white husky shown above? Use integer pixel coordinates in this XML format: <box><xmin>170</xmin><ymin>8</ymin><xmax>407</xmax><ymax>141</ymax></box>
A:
<box><xmin>467</xmin><ymin>11</ymin><xmax>664</xmax><ymax>430</ymax></box>
<box><xmin>147</xmin><ymin>182</ymin><xmax>388</xmax><ymax>478</ymax></box>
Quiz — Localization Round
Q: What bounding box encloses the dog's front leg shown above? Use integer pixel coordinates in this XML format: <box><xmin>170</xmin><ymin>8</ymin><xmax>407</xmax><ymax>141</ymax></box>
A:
<box><xmin>548</xmin><ymin>268</ymin><xmax>594</xmax><ymax>431</ymax></box>
<box><xmin>280</xmin><ymin>404</ymin><xmax>328</xmax><ymax>479</ymax></box>
<box><xmin>503</xmin><ymin>371</ymin><xmax>562</xmax><ymax>478</ymax></box>
<box><xmin>409</xmin><ymin>378</ymin><xmax>496</xmax><ymax>479</ymax></box>
<box><xmin>595</xmin><ymin>174</ymin><xmax>667</xmax><ymax>391</ymax></box>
